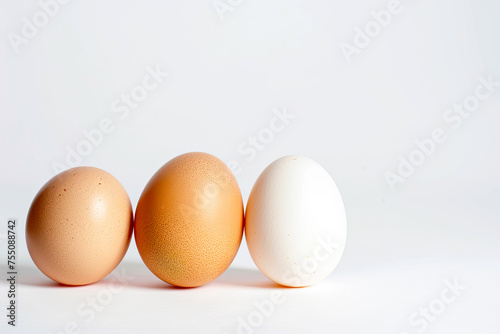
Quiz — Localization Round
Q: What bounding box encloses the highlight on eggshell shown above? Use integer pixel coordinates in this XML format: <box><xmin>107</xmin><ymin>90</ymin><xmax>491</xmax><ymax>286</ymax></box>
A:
<box><xmin>245</xmin><ymin>155</ymin><xmax>347</xmax><ymax>287</ymax></box>
<box><xmin>26</xmin><ymin>167</ymin><xmax>134</xmax><ymax>286</ymax></box>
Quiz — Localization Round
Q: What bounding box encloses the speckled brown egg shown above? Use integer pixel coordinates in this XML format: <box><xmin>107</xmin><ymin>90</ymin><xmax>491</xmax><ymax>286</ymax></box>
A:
<box><xmin>135</xmin><ymin>152</ymin><xmax>244</xmax><ymax>287</ymax></box>
<box><xmin>26</xmin><ymin>167</ymin><xmax>133</xmax><ymax>286</ymax></box>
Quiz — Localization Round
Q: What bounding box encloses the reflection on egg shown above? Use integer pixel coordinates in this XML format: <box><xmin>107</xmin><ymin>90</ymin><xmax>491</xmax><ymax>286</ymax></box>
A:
<box><xmin>245</xmin><ymin>155</ymin><xmax>347</xmax><ymax>287</ymax></box>
<box><xmin>135</xmin><ymin>152</ymin><xmax>244</xmax><ymax>287</ymax></box>
<box><xmin>26</xmin><ymin>167</ymin><xmax>133</xmax><ymax>285</ymax></box>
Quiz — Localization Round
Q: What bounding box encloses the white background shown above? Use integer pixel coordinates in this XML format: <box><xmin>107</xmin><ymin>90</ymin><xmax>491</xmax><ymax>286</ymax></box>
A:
<box><xmin>1</xmin><ymin>0</ymin><xmax>500</xmax><ymax>333</ymax></box>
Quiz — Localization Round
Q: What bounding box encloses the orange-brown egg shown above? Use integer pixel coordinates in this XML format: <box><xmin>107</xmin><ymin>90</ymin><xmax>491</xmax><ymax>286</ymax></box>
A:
<box><xmin>135</xmin><ymin>152</ymin><xmax>244</xmax><ymax>287</ymax></box>
<box><xmin>26</xmin><ymin>167</ymin><xmax>133</xmax><ymax>285</ymax></box>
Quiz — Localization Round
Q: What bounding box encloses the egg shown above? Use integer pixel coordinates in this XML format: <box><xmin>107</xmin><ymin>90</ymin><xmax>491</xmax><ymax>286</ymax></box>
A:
<box><xmin>26</xmin><ymin>167</ymin><xmax>133</xmax><ymax>286</ymax></box>
<box><xmin>135</xmin><ymin>152</ymin><xmax>244</xmax><ymax>287</ymax></box>
<box><xmin>245</xmin><ymin>155</ymin><xmax>347</xmax><ymax>287</ymax></box>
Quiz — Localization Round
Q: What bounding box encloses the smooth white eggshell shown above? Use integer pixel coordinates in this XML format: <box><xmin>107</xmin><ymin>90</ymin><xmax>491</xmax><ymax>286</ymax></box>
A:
<box><xmin>245</xmin><ymin>155</ymin><xmax>347</xmax><ymax>287</ymax></box>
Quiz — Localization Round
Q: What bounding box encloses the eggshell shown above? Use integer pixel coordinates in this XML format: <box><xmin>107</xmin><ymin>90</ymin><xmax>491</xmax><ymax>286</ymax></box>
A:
<box><xmin>245</xmin><ymin>155</ymin><xmax>347</xmax><ymax>287</ymax></box>
<box><xmin>135</xmin><ymin>152</ymin><xmax>244</xmax><ymax>287</ymax></box>
<box><xmin>26</xmin><ymin>167</ymin><xmax>133</xmax><ymax>286</ymax></box>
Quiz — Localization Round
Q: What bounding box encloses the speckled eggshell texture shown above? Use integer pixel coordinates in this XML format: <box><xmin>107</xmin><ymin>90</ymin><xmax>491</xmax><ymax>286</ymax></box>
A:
<box><xmin>245</xmin><ymin>155</ymin><xmax>347</xmax><ymax>287</ymax></box>
<box><xmin>26</xmin><ymin>167</ymin><xmax>133</xmax><ymax>286</ymax></box>
<box><xmin>135</xmin><ymin>152</ymin><xmax>244</xmax><ymax>287</ymax></box>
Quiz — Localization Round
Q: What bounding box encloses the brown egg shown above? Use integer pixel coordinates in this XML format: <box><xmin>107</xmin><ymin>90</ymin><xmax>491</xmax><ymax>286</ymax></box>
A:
<box><xmin>26</xmin><ymin>167</ymin><xmax>133</xmax><ymax>285</ymax></box>
<box><xmin>135</xmin><ymin>152</ymin><xmax>244</xmax><ymax>287</ymax></box>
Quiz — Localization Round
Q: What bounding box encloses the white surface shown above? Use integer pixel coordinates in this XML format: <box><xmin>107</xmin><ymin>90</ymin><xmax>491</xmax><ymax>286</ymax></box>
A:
<box><xmin>1</xmin><ymin>0</ymin><xmax>500</xmax><ymax>333</ymax></box>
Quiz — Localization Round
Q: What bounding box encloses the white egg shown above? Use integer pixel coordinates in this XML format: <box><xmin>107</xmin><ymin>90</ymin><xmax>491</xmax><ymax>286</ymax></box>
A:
<box><xmin>245</xmin><ymin>155</ymin><xmax>347</xmax><ymax>287</ymax></box>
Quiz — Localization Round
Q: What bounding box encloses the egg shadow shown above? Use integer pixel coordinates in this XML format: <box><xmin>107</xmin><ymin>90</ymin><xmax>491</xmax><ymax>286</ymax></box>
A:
<box><xmin>111</xmin><ymin>261</ymin><xmax>187</xmax><ymax>290</ymax></box>
<box><xmin>16</xmin><ymin>265</ymin><xmax>68</xmax><ymax>288</ymax></box>
<box><xmin>214</xmin><ymin>267</ymin><xmax>280</xmax><ymax>289</ymax></box>
<box><xmin>118</xmin><ymin>262</ymin><xmax>280</xmax><ymax>289</ymax></box>
<box><xmin>15</xmin><ymin>262</ymin><xmax>287</xmax><ymax>290</ymax></box>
